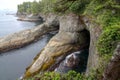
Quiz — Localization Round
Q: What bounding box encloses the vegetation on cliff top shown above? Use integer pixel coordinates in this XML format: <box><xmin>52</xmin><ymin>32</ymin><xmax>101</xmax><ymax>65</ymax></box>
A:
<box><xmin>17</xmin><ymin>0</ymin><xmax>56</xmax><ymax>14</ymax></box>
<box><xmin>18</xmin><ymin>0</ymin><xmax>120</xmax><ymax>80</ymax></box>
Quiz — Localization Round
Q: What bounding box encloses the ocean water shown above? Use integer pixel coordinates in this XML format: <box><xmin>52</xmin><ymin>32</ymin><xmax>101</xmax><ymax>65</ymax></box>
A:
<box><xmin>0</xmin><ymin>15</ymin><xmax>40</xmax><ymax>37</ymax></box>
<box><xmin>0</xmin><ymin>14</ymin><xmax>53</xmax><ymax>80</ymax></box>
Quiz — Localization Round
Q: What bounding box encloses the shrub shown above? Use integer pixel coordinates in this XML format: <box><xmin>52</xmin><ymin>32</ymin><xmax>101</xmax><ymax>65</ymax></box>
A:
<box><xmin>23</xmin><ymin>71</ymin><xmax>88</xmax><ymax>80</ymax></box>
<box><xmin>97</xmin><ymin>27</ymin><xmax>120</xmax><ymax>55</ymax></box>
<box><xmin>53</xmin><ymin>0</ymin><xmax>90</xmax><ymax>14</ymax></box>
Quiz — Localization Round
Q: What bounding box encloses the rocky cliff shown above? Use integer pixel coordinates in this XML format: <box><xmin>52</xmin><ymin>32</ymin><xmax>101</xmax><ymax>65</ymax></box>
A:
<box><xmin>0</xmin><ymin>12</ymin><xmax>119</xmax><ymax>80</ymax></box>
<box><xmin>14</xmin><ymin>0</ymin><xmax>120</xmax><ymax>79</ymax></box>
<box><xmin>81</xmin><ymin>16</ymin><xmax>102</xmax><ymax>75</ymax></box>
<box><xmin>22</xmin><ymin>13</ymin><xmax>103</xmax><ymax>78</ymax></box>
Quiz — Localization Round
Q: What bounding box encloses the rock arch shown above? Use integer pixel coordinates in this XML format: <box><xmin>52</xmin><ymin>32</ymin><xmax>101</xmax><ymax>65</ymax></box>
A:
<box><xmin>23</xmin><ymin>13</ymin><xmax>94</xmax><ymax>78</ymax></box>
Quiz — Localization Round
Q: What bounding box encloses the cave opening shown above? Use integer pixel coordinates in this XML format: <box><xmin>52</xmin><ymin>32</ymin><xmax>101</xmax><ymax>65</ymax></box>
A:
<box><xmin>52</xmin><ymin>29</ymin><xmax>90</xmax><ymax>74</ymax></box>
<box><xmin>73</xmin><ymin>29</ymin><xmax>90</xmax><ymax>73</ymax></box>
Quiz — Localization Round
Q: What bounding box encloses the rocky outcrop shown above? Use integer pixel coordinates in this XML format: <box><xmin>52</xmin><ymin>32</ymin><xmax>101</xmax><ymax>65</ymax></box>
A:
<box><xmin>103</xmin><ymin>43</ymin><xmax>120</xmax><ymax>80</ymax></box>
<box><xmin>39</xmin><ymin>13</ymin><xmax>59</xmax><ymax>27</ymax></box>
<box><xmin>20</xmin><ymin>13</ymin><xmax>119</xmax><ymax>80</ymax></box>
<box><xmin>23</xmin><ymin>13</ymin><xmax>90</xmax><ymax>78</ymax></box>
<box><xmin>81</xmin><ymin>16</ymin><xmax>102</xmax><ymax>75</ymax></box>
<box><xmin>0</xmin><ymin>14</ymin><xmax>59</xmax><ymax>53</ymax></box>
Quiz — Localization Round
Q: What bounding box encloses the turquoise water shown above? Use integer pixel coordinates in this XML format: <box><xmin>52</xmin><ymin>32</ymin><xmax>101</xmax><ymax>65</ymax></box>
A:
<box><xmin>0</xmin><ymin>14</ymin><xmax>53</xmax><ymax>80</ymax></box>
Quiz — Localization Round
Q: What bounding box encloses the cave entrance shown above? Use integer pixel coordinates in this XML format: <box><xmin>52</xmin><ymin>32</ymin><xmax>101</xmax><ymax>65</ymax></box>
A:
<box><xmin>74</xmin><ymin>29</ymin><xmax>90</xmax><ymax>73</ymax></box>
<box><xmin>49</xmin><ymin>29</ymin><xmax>90</xmax><ymax>74</ymax></box>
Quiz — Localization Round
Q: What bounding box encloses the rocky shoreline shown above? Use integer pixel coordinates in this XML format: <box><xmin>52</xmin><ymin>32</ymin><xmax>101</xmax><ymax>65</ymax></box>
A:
<box><xmin>23</xmin><ymin>13</ymin><xmax>91</xmax><ymax>78</ymax></box>
<box><xmin>0</xmin><ymin>14</ymin><xmax>59</xmax><ymax>53</ymax></box>
<box><xmin>0</xmin><ymin>13</ymin><xmax>119</xmax><ymax>80</ymax></box>
<box><xmin>17</xmin><ymin>14</ymin><xmax>43</xmax><ymax>22</ymax></box>
<box><xmin>0</xmin><ymin>13</ymin><xmax>102</xmax><ymax>78</ymax></box>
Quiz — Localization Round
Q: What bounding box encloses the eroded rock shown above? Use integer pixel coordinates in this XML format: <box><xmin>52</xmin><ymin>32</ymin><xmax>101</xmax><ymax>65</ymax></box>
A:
<box><xmin>81</xmin><ymin>16</ymin><xmax>102</xmax><ymax>75</ymax></box>
<box><xmin>23</xmin><ymin>13</ymin><xmax>89</xmax><ymax>78</ymax></box>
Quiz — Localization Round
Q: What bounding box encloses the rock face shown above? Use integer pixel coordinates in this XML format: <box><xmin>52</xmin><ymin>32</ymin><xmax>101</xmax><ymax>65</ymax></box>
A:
<box><xmin>81</xmin><ymin>16</ymin><xmax>102</xmax><ymax>75</ymax></box>
<box><xmin>23</xmin><ymin>13</ymin><xmax>90</xmax><ymax>78</ymax></box>
<box><xmin>20</xmin><ymin>13</ymin><xmax>119</xmax><ymax>79</ymax></box>
<box><xmin>0</xmin><ymin>14</ymin><xmax>59</xmax><ymax>53</ymax></box>
<box><xmin>39</xmin><ymin>13</ymin><xmax>59</xmax><ymax>27</ymax></box>
<box><xmin>103</xmin><ymin>43</ymin><xmax>120</xmax><ymax>80</ymax></box>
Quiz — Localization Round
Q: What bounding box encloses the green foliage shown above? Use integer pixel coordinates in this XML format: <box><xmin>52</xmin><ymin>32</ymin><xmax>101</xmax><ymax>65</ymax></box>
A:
<box><xmin>23</xmin><ymin>70</ymin><xmax>104</xmax><ymax>80</ymax></box>
<box><xmin>31</xmin><ymin>1</ymin><xmax>42</xmax><ymax>14</ymax></box>
<box><xmin>84</xmin><ymin>0</ymin><xmax>120</xmax><ymax>28</ymax></box>
<box><xmin>18</xmin><ymin>0</ymin><xmax>120</xmax><ymax>80</ymax></box>
<box><xmin>17</xmin><ymin>1</ymin><xmax>42</xmax><ymax>14</ymax></box>
<box><xmin>17</xmin><ymin>0</ymin><xmax>57</xmax><ymax>14</ymax></box>
<box><xmin>39</xmin><ymin>0</ymin><xmax>57</xmax><ymax>13</ymax></box>
<box><xmin>53</xmin><ymin>0</ymin><xmax>90</xmax><ymax>14</ymax></box>
<box><xmin>84</xmin><ymin>0</ymin><xmax>120</xmax><ymax>56</ymax></box>
<box><xmin>18</xmin><ymin>2</ymin><xmax>32</xmax><ymax>14</ymax></box>
<box><xmin>94</xmin><ymin>6</ymin><xmax>120</xmax><ymax>29</ymax></box>
<box><xmin>53</xmin><ymin>0</ymin><xmax>72</xmax><ymax>13</ymax></box>
<box><xmin>97</xmin><ymin>27</ymin><xmax>120</xmax><ymax>55</ymax></box>
<box><xmin>69</xmin><ymin>0</ymin><xmax>90</xmax><ymax>14</ymax></box>
<box><xmin>63</xmin><ymin>71</ymin><xmax>84</xmax><ymax>80</ymax></box>
<box><xmin>17</xmin><ymin>0</ymin><xmax>120</xmax><ymax>15</ymax></box>
<box><xmin>82</xmin><ymin>1</ymin><xmax>120</xmax><ymax>79</ymax></box>
<box><xmin>24</xmin><ymin>71</ymin><xmax>87</xmax><ymax>80</ymax></box>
